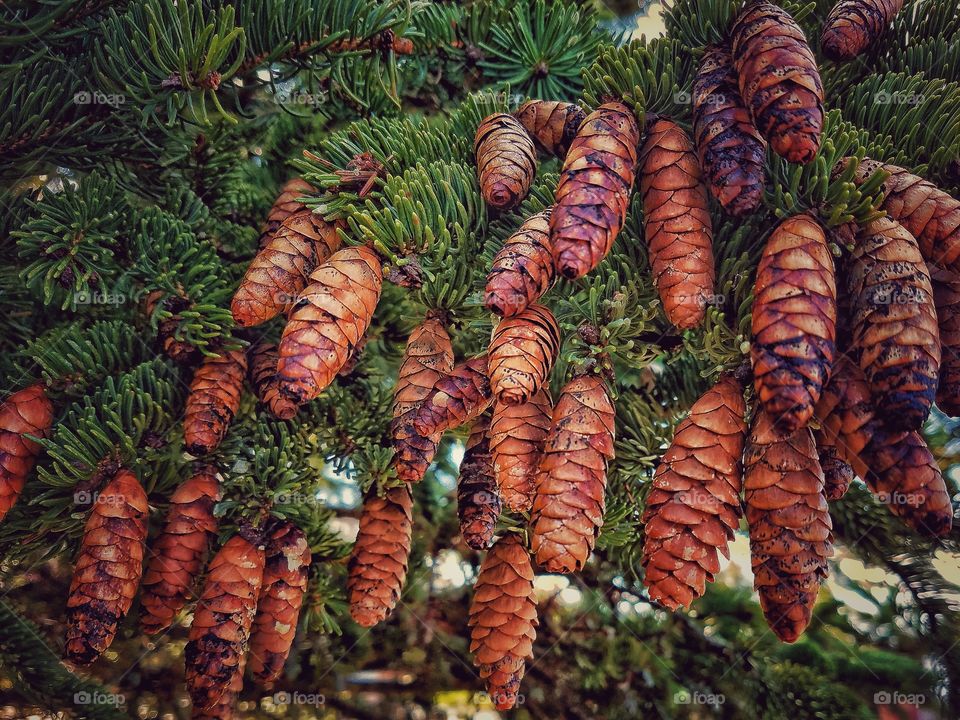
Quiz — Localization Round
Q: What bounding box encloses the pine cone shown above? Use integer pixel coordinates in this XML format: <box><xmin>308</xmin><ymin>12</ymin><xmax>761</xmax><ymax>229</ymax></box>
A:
<box><xmin>813</xmin><ymin>356</ymin><xmax>873</xmax><ymax>481</ymax></box>
<box><xmin>145</xmin><ymin>291</ymin><xmax>198</xmax><ymax>365</ymax></box>
<box><xmin>468</xmin><ymin>533</ymin><xmax>537</xmax><ymax>711</ymax></box>
<box><xmin>531</xmin><ymin>375</ymin><xmax>615</xmax><ymax>573</ymax></box>
<box><xmin>751</xmin><ymin>214</ymin><xmax>837</xmax><ymax>433</ymax></box>
<box><xmin>259</xmin><ymin>178</ymin><xmax>315</xmax><ymax>247</ymax></box>
<box><xmin>551</xmin><ymin>101</ymin><xmax>640</xmax><ymax>279</ymax></box>
<box><xmin>412</xmin><ymin>355</ymin><xmax>492</xmax><ymax>436</ymax></box>
<box><xmin>347</xmin><ymin>483</ymin><xmax>413</xmax><ymax>627</ymax></box>
<box><xmin>484</xmin><ymin>208</ymin><xmax>555</xmax><ymax>318</ymax></box>
<box><xmin>514</xmin><ymin>100</ymin><xmax>586</xmax><ymax>158</ymax></box>
<box><xmin>458</xmin><ymin>414</ymin><xmax>501</xmax><ymax>550</ymax></box>
<box><xmin>489</xmin><ymin>389</ymin><xmax>552</xmax><ymax>513</ymax></box>
<box><xmin>0</xmin><ymin>383</ymin><xmax>53</xmax><ymax>523</ymax></box>
<box><xmin>184</xmin><ymin>348</ymin><xmax>247</xmax><ymax>456</ymax></box>
<box><xmin>474</xmin><ymin>113</ymin><xmax>537</xmax><ymax>211</ymax></box>
<box><xmin>248</xmin><ymin>342</ymin><xmax>298</xmax><ymax>420</ymax></box>
<box><xmin>932</xmin><ymin>270</ymin><xmax>960</xmax><ymax>416</ymax></box>
<box><xmin>732</xmin><ymin>1</ymin><xmax>824</xmax><ymax>163</ymax></box>
<box><xmin>641</xmin><ymin>375</ymin><xmax>746</xmax><ymax>610</ymax></box>
<box><xmin>821</xmin><ymin>0</ymin><xmax>904</xmax><ymax>61</ymax></box>
<box><xmin>815</xmin><ymin>443</ymin><xmax>854</xmax><ymax>502</ymax></box>
<box><xmin>277</xmin><ymin>246</ymin><xmax>383</xmax><ymax>404</ymax></box>
<box><xmin>488</xmin><ymin>303</ymin><xmax>560</xmax><ymax>405</ymax></box>
<box><xmin>192</xmin><ymin>652</ymin><xmax>246</xmax><ymax>720</ymax></box>
<box><xmin>65</xmin><ymin>469</ymin><xmax>148</xmax><ymax>664</ymax></box>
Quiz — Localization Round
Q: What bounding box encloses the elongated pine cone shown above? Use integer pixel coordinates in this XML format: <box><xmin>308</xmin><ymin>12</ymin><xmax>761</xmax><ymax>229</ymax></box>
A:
<box><xmin>743</xmin><ymin>411</ymin><xmax>832</xmax><ymax>643</ymax></box>
<box><xmin>0</xmin><ymin>383</ymin><xmax>53</xmax><ymax>523</ymax></box>
<box><xmin>141</xmin><ymin>467</ymin><xmax>219</xmax><ymax>634</ymax></box>
<box><xmin>468</xmin><ymin>533</ymin><xmax>537</xmax><ymax>711</ymax></box>
<box><xmin>65</xmin><ymin>469</ymin><xmax>148</xmax><ymax>664</ymax></box>
<box><xmin>641</xmin><ymin>374</ymin><xmax>747</xmax><ymax>610</ymax></box>
<box><xmin>514</xmin><ymin>100</ymin><xmax>586</xmax><ymax>158</ymax></box>
<box><xmin>821</xmin><ymin>0</ymin><xmax>904</xmax><ymax>61</ymax></box>
<box><xmin>277</xmin><ymin>246</ymin><xmax>383</xmax><ymax>404</ymax></box>
<box><xmin>185</xmin><ymin>535</ymin><xmax>265</xmax><ymax>711</ymax></box>
<box><xmin>458</xmin><ymin>414</ymin><xmax>502</xmax><ymax>550</ymax></box>
<box><xmin>488</xmin><ymin>303</ymin><xmax>560</xmax><ymax>405</ymax></box>
<box><xmin>640</xmin><ymin>117</ymin><xmax>716</xmax><ymax>329</ymax></box>
<box><xmin>692</xmin><ymin>45</ymin><xmax>766</xmax><ymax>216</ymax></box>
<box><xmin>475</xmin><ymin>113</ymin><xmax>537</xmax><ymax>211</ymax></box>
<box><xmin>347</xmin><ymin>483</ymin><xmax>413</xmax><ymax>627</ymax></box>
<box><xmin>193</xmin><ymin>652</ymin><xmax>246</xmax><ymax>720</ymax></box>
<box><xmin>551</xmin><ymin>101</ymin><xmax>640</xmax><ymax>279</ymax></box>
<box><xmin>751</xmin><ymin>214</ymin><xmax>837</xmax><ymax>433</ymax></box>
<box><xmin>846</xmin><ymin>216</ymin><xmax>940</xmax><ymax>431</ymax></box>
<box><xmin>259</xmin><ymin>178</ymin><xmax>315</xmax><ymax>247</ymax></box>
<box><xmin>248</xmin><ymin>521</ymin><xmax>311</xmax><ymax>685</ymax></box>
<box><xmin>732</xmin><ymin>1</ymin><xmax>824</xmax><ymax>163</ymax></box>
<box><xmin>484</xmin><ymin>208</ymin><xmax>555</xmax><ymax>318</ymax></box>
<box><xmin>412</xmin><ymin>355</ymin><xmax>492</xmax><ymax>436</ymax></box>
<box><xmin>184</xmin><ymin>348</ymin><xmax>247</xmax><ymax>456</ymax></box>
<box><xmin>932</xmin><ymin>271</ymin><xmax>960</xmax><ymax>416</ymax></box>
<box><xmin>531</xmin><ymin>375</ymin><xmax>615</xmax><ymax>573</ymax></box>
<box><xmin>489</xmin><ymin>389</ymin><xmax>552</xmax><ymax>513</ymax></box>
<box><xmin>390</xmin><ymin>316</ymin><xmax>455</xmax><ymax>482</ymax></box>
<box><xmin>248</xmin><ymin>342</ymin><xmax>298</xmax><ymax>420</ymax></box>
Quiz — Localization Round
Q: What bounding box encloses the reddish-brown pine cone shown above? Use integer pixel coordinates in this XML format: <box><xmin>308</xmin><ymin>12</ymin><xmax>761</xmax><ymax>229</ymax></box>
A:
<box><xmin>458</xmin><ymin>414</ymin><xmax>502</xmax><ymax>550</ymax></box>
<box><xmin>813</xmin><ymin>356</ymin><xmax>873</xmax><ymax>481</ymax></box>
<box><xmin>248</xmin><ymin>521</ymin><xmax>311</xmax><ymax>686</ymax></box>
<box><xmin>514</xmin><ymin>100</ymin><xmax>587</xmax><ymax>158</ymax></box>
<box><xmin>185</xmin><ymin>535</ymin><xmax>265</xmax><ymax>711</ymax></box>
<box><xmin>0</xmin><ymin>383</ymin><xmax>53</xmax><ymax>523</ymax></box>
<box><xmin>732</xmin><ymin>1</ymin><xmax>824</xmax><ymax>164</ymax></box>
<box><xmin>184</xmin><ymin>348</ymin><xmax>247</xmax><ymax>456</ymax></box>
<box><xmin>145</xmin><ymin>291</ymin><xmax>198</xmax><ymax>364</ymax></box>
<box><xmin>474</xmin><ymin>113</ymin><xmax>538</xmax><ymax>211</ymax></box>
<box><xmin>641</xmin><ymin>374</ymin><xmax>747</xmax><ymax>610</ymax></box>
<box><xmin>192</xmin><ymin>652</ymin><xmax>246</xmax><ymax>720</ymax></box>
<box><xmin>743</xmin><ymin>410</ymin><xmax>832</xmax><ymax>643</ymax></box>
<box><xmin>488</xmin><ymin>303</ymin><xmax>561</xmax><ymax>405</ymax></box>
<box><xmin>640</xmin><ymin>117</ymin><xmax>716</xmax><ymax>329</ymax></box>
<box><xmin>140</xmin><ymin>467</ymin><xmax>219</xmax><ymax>634</ymax></box>
<box><xmin>484</xmin><ymin>208</ymin><xmax>555</xmax><ymax>318</ymax></box>
<box><xmin>65</xmin><ymin>469</ymin><xmax>148</xmax><ymax>664</ymax></box>
<box><xmin>248</xmin><ymin>342</ymin><xmax>298</xmax><ymax>420</ymax></box>
<box><xmin>412</xmin><ymin>355</ymin><xmax>493</xmax><ymax>436</ymax></box>
<box><xmin>814</xmin><ymin>442</ymin><xmax>855</xmax><ymax>501</ymax></box>
<box><xmin>489</xmin><ymin>389</ymin><xmax>552</xmax><ymax>514</ymax></box>
<box><xmin>468</xmin><ymin>533</ymin><xmax>538</xmax><ymax>711</ymax></box>
<box><xmin>932</xmin><ymin>270</ymin><xmax>960</xmax><ymax>416</ymax></box>
<box><xmin>390</xmin><ymin>317</ymin><xmax>455</xmax><ymax>482</ymax></box>
<box><xmin>846</xmin><ymin>216</ymin><xmax>940</xmax><ymax>431</ymax></box>
<box><xmin>751</xmin><ymin>214</ymin><xmax>837</xmax><ymax>434</ymax></box>
<box><xmin>277</xmin><ymin>246</ymin><xmax>383</xmax><ymax>404</ymax></box>
<box><xmin>821</xmin><ymin>0</ymin><xmax>904</xmax><ymax>61</ymax></box>
<box><xmin>530</xmin><ymin>375</ymin><xmax>615</xmax><ymax>573</ymax></box>
<box><xmin>260</xmin><ymin>178</ymin><xmax>315</xmax><ymax>245</ymax></box>
<box><xmin>692</xmin><ymin>44</ymin><xmax>767</xmax><ymax>216</ymax></box>
<box><xmin>551</xmin><ymin>101</ymin><xmax>640</xmax><ymax>279</ymax></box>
<box><xmin>347</xmin><ymin>483</ymin><xmax>414</xmax><ymax>627</ymax></box>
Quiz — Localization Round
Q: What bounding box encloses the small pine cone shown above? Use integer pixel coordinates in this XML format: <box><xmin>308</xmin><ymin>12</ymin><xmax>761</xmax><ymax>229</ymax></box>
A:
<box><xmin>732</xmin><ymin>1</ymin><xmax>824</xmax><ymax>164</ymax></box>
<box><xmin>184</xmin><ymin>348</ymin><xmax>247</xmax><ymax>456</ymax></box>
<box><xmin>813</xmin><ymin>356</ymin><xmax>873</xmax><ymax>480</ymax></box>
<box><xmin>141</xmin><ymin>467</ymin><xmax>220</xmax><ymax>634</ymax></box>
<box><xmin>551</xmin><ymin>102</ymin><xmax>640</xmax><ymax>279</ymax></box>
<box><xmin>815</xmin><ymin>443</ymin><xmax>854</xmax><ymax>501</ymax></box>
<box><xmin>489</xmin><ymin>389</ymin><xmax>552</xmax><ymax>513</ymax></box>
<box><xmin>488</xmin><ymin>303</ymin><xmax>561</xmax><ymax>405</ymax></box>
<box><xmin>65</xmin><ymin>469</ymin><xmax>148</xmax><ymax>664</ymax></box>
<box><xmin>145</xmin><ymin>291</ymin><xmax>198</xmax><ymax>365</ymax></box>
<box><xmin>484</xmin><ymin>208</ymin><xmax>555</xmax><ymax>318</ymax></box>
<box><xmin>821</xmin><ymin>0</ymin><xmax>904</xmax><ymax>61</ymax></box>
<box><xmin>530</xmin><ymin>375</ymin><xmax>615</xmax><ymax>573</ymax></box>
<box><xmin>641</xmin><ymin>375</ymin><xmax>747</xmax><ymax>610</ymax></box>
<box><xmin>751</xmin><ymin>214</ymin><xmax>837</xmax><ymax>434</ymax></box>
<box><xmin>248</xmin><ymin>521</ymin><xmax>311</xmax><ymax>686</ymax></box>
<box><xmin>743</xmin><ymin>410</ymin><xmax>832</xmax><ymax>643</ymax></box>
<box><xmin>192</xmin><ymin>652</ymin><xmax>246</xmax><ymax>720</ymax></box>
<box><xmin>474</xmin><ymin>113</ymin><xmax>537</xmax><ymax>211</ymax></box>
<box><xmin>468</xmin><ymin>533</ymin><xmax>538</xmax><ymax>711</ymax></box>
<box><xmin>248</xmin><ymin>342</ymin><xmax>298</xmax><ymax>420</ymax></box>
<box><xmin>0</xmin><ymin>383</ymin><xmax>53</xmax><ymax>523</ymax></box>
<box><xmin>277</xmin><ymin>246</ymin><xmax>383</xmax><ymax>404</ymax></box>
<box><xmin>412</xmin><ymin>355</ymin><xmax>492</xmax><ymax>436</ymax></box>
<box><xmin>514</xmin><ymin>100</ymin><xmax>587</xmax><ymax>158</ymax></box>
<box><xmin>260</xmin><ymin>178</ymin><xmax>315</xmax><ymax>247</ymax></box>
<box><xmin>847</xmin><ymin>216</ymin><xmax>940</xmax><ymax>431</ymax></box>
<box><xmin>932</xmin><ymin>270</ymin><xmax>960</xmax><ymax>416</ymax></box>
<box><xmin>458</xmin><ymin>414</ymin><xmax>502</xmax><ymax>550</ymax></box>
<box><xmin>640</xmin><ymin>117</ymin><xmax>716</xmax><ymax>329</ymax></box>
<box><xmin>390</xmin><ymin>317</ymin><xmax>455</xmax><ymax>482</ymax></box>
<box><xmin>185</xmin><ymin>535</ymin><xmax>265</xmax><ymax>712</ymax></box>
<box><xmin>347</xmin><ymin>483</ymin><xmax>414</xmax><ymax>627</ymax></box>
<box><xmin>692</xmin><ymin>44</ymin><xmax>766</xmax><ymax>216</ymax></box>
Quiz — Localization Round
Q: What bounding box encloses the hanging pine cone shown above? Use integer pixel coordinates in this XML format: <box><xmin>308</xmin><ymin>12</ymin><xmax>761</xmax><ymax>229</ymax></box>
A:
<box><xmin>530</xmin><ymin>374</ymin><xmax>615</xmax><ymax>573</ymax></box>
<box><xmin>821</xmin><ymin>0</ymin><xmax>904</xmax><ymax>61</ymax></box>
<box><xmin>141</xmin><ymin>466</ymin><xmax>219</xmax><ymax>634</ymax></box>
<box><xmin>248</xmin><ymin>342</ymin><xmax>298</xmax><ymax>420</ymax></box>
<box><xmin>751</xmin><ymin>214</ymin><xmax>837</xmax><ymax>433</ymax></box>
<box><xmin>259</xmin><ymin>178</ymin><xmax>315</xmax><ymax>247</ymax></box>
<box><xmin>0</xmin><ymin>383</ymin><xmax>53</xmax><ymax>523</ymax></box>
<box><xmin>412</xmin><ymin>355</ymin><xmax>492</xmax><ymax>436</ymax></box>
<box><xmin>468</xmin><ymin>533</ymin><xmax>537</xmax><ymax>711</ymax></box>
<box><xmin>551</xmin><ymin>101</ymin><xmax>640</xmax><ymax>279</ymax></box>
<box><xmin>145</xmin><ymin>291</ymin><xmax>198</xmax><ymax>365</ymax></box>
<box><xmin>184</xmin><ymin>348</ymin><xmax>247</xmax><ymax>456</ymax></box>
<box><xmin>347</xmin><ymin>483</ymin><xmax>413</xmax><ymax>627</ymax></box>
<box><xmin>65</xmin><ymin>469</ymin><xmax>148</xmax><ymax>664</ymax></box>
<box><xmin>732</xmin><ymin>1</ymin><xmax>824</xmax><ymax>163</ymax></box>
<box><xmin>813</xmin><ymin>356</ymin><xmax>873</xmax><ymax>481</ymax></box>
<box><xmin>514</xmin><ymin>100</ymin><xmax>587</xmax><ymax>158</ymax></box>
<box><xmin>277</xmin><ymin>245</ymin><xmax>383</xmax><ymax>404</ymax></box>
<box><xmin>192</xmin><ymin>652</ymin><xmax>246</xmax><ymax>720</ymax></box>
<box><xmin>932</xmin><ymin>270</ymin><xmax>960</xmax><ymax>416</ymax></box>
<box><xmin>641</xmin><ymin>374</ymin><xmax>747</xmax><ymax>610</ymax></box>
<box><xmin>484</xmin><ymin>208</ymin><xmax>555</xmax><ymax>318</ymax></box>
<box><xmin>489</xmin><ymin>389</ymin><xmax>552</xmax><ymax>513</ymax></box>
<box><xmin>474</xmin><ymin>113</ymin><xmax>537</xmax><ymax>211</ymax></box>
<box><xmin>458</xmin><ymin>414</ymin><xmax>502</xmax><ymax>550</ymax></box>
<box><xmin>488</xmin><ymin>303</ymin><xmax>560</xmax><ymax>405</ymax></box>
<box><xmin>815</xmin><ymin>443</ymin><xmax>854</xmax><ymax>502</ymax></box>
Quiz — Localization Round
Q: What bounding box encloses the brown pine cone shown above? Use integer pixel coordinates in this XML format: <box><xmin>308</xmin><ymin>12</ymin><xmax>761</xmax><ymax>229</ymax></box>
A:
<box><xmin>184</xmin><ymin>348</ymin><xmax>247</xmax><ymax>456</ymax></box>
<box><xmin>489</xmin><ymin>389</ymin><xmax>552</xmax><ymax>513</ymax></box>
<box><xmin>0</xmin><ymin>383</ymin><xmax>53</xmax><ymax>523</ymax></box>
<box><xmin>821</xmin><ymin>0</ymin><xmax>904</xmax><ymax>61</ymax></box>
<box><xmin>468</xmin><ymin>533</ymin><xmax>537</xmax><ymax>711</ymax></box>
<box><xmin>641</xmin><ymin>374</ymin><xmax>747</xmax><ymax>610</ymax></box>
<box><xmin>514</xmin><ymin>100</ymin><xmax>587</xmax><ymax>158</ymax></box>
<box><xmin>640</xmin><ymin>117</ymin><xmax>716</xmax><ymax>329</ymax></box>
<box><xmin>815</xmin><ymin>443</ymin><xmax>855</xmax><ymax>502</ymax></box>
<box><xmin>248</xmin><ymin>342</ymin><xmax>298</xmax><ymax>420</ymax></box>
<box><xmin>813</xmin><ymin>356</ymin><xmax>872</xmax><ymax>481</ymax></box>
<box><xmin>932</xmin><ymin>270</ymin><xmax>960</xmax><ymax>416</ymax></box>
<box><xmin>488</xmin><ymin>303</ymin><xmax>560</xmax><ymax>405</ymax></box>
<box><xmin>458</xmin><ymin>414</ymin><xmax>502</xmax><ymax>550</ymax></box>
<box><xmin>65</xmin><ymin>469</ymin><xmax>148</xmax><ymax>664</ymax></box>
<box><xmin>192</xmin><ymin>652</ymin><xmax>246</xmax><ymax>720</ymax></box>
<box><xmin>145</xmin><ymin>291</ymin><xmax>199</xmax><ymax>365</ymax></box>
<box><xmin>475</xmin><ymin>113</ymin><xmax>537</xmax><ymax>211</ymax></box>
<box><xmin>484</xmin><ymin>208</ymin><xmax>555</xmax><ymax>318</ymax></box>
<box><xmin>259</xmin><ymin>178</ymin><xmax>315</xmax><ymax>247</ymax></box>
<box><xmin>412</xmin><ymin>355</ymin><xmax>492</xmax><ymax>436</ymax></box>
